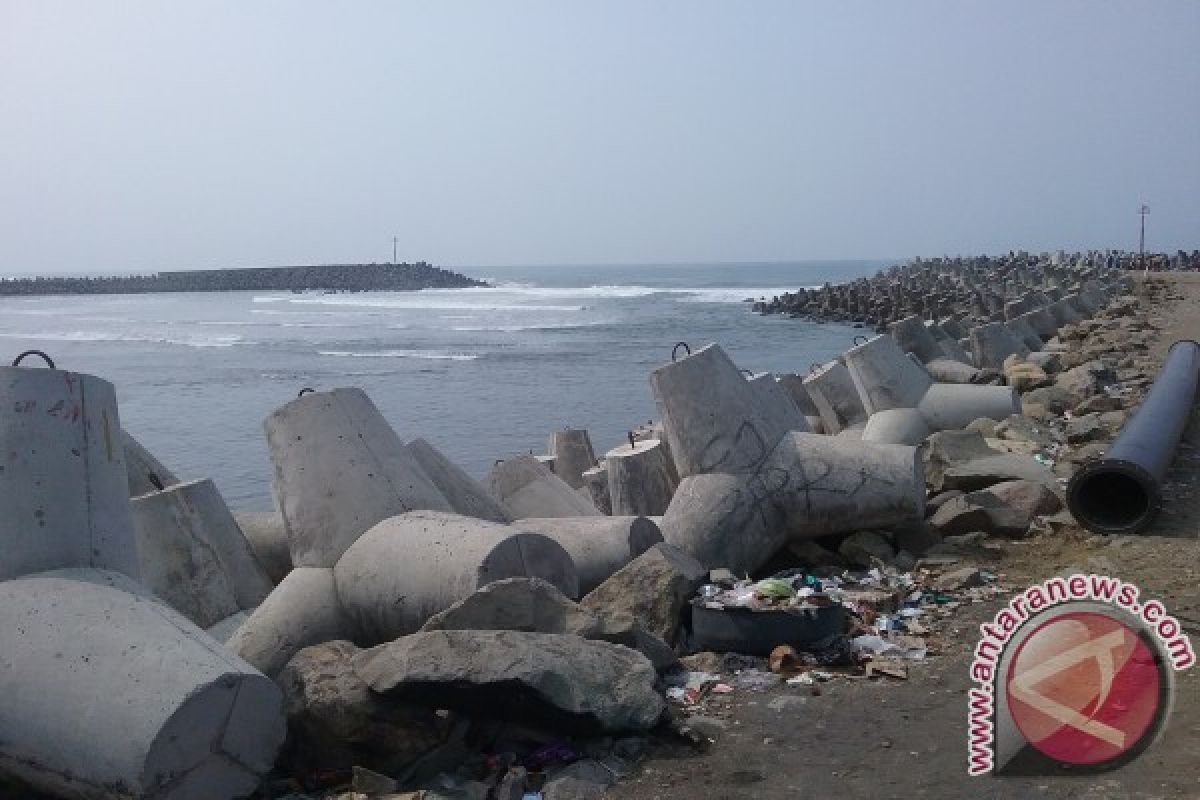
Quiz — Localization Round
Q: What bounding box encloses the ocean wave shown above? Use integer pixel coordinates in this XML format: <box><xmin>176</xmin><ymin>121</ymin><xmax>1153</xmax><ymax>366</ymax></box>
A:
<box><xmin>0</xmin><ymin>330</ymin><xmax>244</xmax><ymax>348</ymax></box>
<box><xmin>318</xmin><ymin>349</ymin><xmax>479</xmax><ymax>361</ymax></box>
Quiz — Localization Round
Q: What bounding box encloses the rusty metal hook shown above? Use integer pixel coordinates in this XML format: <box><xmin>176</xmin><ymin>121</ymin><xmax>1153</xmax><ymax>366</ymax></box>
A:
<box><xmin>671</xmin><ymin>341</ymin><xmax>691</xmax><ymax>362</ymax></box>
<box><xmin>12</xmin><ymin>350</ymin><xmax>55</xmax><ymax>369</ymax></box>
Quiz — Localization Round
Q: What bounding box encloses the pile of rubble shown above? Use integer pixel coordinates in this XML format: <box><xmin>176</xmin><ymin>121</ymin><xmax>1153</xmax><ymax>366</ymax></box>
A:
<box><xmin>0</xmin><ymin>257</ymin><xmax>1145</xmax><ymax>800</ymax></box>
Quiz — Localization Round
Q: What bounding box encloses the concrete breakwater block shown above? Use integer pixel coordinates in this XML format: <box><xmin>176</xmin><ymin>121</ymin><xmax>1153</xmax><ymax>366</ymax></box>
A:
<box><xmin>580</xmin><ymin>464</ymin><xmax>612</xmax><ymax>515</ymax></box>
<box><xmin>123</xmin><ymin>429</ymin><xmax>180</xmax><ymax>497</ymax></box>
<box><xmin>746</xmin><ymin>373</ymin><xmax>810</xmax><ymax>433</ymax></box>
<box><xmin>406</xmin><ymin>437</ymin><xmax>511</xmax><ymax>523</ymax></box>
<box><xmin>0</xmin><ymin>360</ymin><xmax>139</xmax><ymax>581</ymax></box>
<box><xmin>485</xmin><ymin>455</ymin><xmax>601</xmax><ymax>519</ymax></box>
<box><xmin>776</xmin><ymin>373</ymin><xmax>825</xmax><ymax>433</ymax></box>
<box><xmin>659</xmin><ymin>433</ymin><xmax>924</xmax><ymax>573</ymax></box>
<box><xmin>969</xmin><ymin>322</ymin><xmax>1031</xmax><ymax>370</ymax></box>
<box><xmin>234</xmin><ymin>510</ymin><xmax>293</xmax><ymax>584</ymax></box>
<box><xmin>265</xmin><ymin>387</ymin><xmax>453</xmax><ymax>568</ymax></box>
<box><xmin>844</xmin><ymin>334</ymin><xmax>1019</xmax><ymax>441</ymax></box>
<box><xmin>549</xmin><ymin>428</ymin><xmax>597</xmax><ymax>489</ymax></box>
<box><xmin>802</xmin><ymin>360</ymin><xmax>868</xmax><ymax>435</ymax></box>
<box><xmin>512</xmin><ymin>516</ymin><xmax>664</xmax><ymax>595</ymax></box>
<box><xmin>649</xmin><ymin>344</ymin><xmax>794</xmax><ymax>478</ymax></box>
<box><xmin>0</xmin><ymin>569</ymin><xmax>285</xmax><ymax>800</ymax></box>
<box><xmin>132</xmin><ymin>478</ymin><xmax>274</xmax><ymax>628</ymax></box>
<box><xmin>334</xmin><ymin>511</ymin><xmax>580</xmax><ymax>642</ymax></box>
<box><xmin>227</xmin><ymin>566</ymin><xmax>354</xmax><ymax>679</ymax></box>
<box><xmin>605</xmin><ymin>438</ymin><xmax>678</xmax><ymax>516</ymax></box>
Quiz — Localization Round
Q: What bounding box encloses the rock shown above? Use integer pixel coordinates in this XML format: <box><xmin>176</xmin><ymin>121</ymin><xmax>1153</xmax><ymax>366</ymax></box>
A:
<box><xmin>355</xmin><ymin>630</ymin><xmax>665</xmax><ymax>732</ymax></box>
<box><xmin>420</xmin><ymin>578</ymin><xmax>677</xmax><ymax>671</ymax></box>
<box><xmin>1073</xmin><ymin>394</ymin><xmax>1123</xmax><ymax>414</ymax></box>
<box><xmin>926</xmin><ymin>490</ymin><xmax>964</xmax><ymax>515</ymax></box>
<box><xmin>1026</xmin><ymin>351</ymin><xmax>1063</xmax><ymax>373</ymax></box>
<box><xmin>541</xmin><ymin>759</ymin><xmax>617</xmax><ymax>800</ymax></box>
<box><xmin>977</xmin><ymin>479</ymin><xmax>1063</xmax><ymax>518</ymax></box>
<box><xmin>1056</xmin><ymin>361</ymin><xmax>1116</xmax><ymax>404</ymax></box>
<box><xmin>495</xmin><ymin>766</ymin><xmax>528</xmax><ymax>800</ymax></box>
<box><xmin>1099</xmin><ymin>410</ymin><xmax>1129</xmax><ymax>430</ymax></box>
<box><xmin>1066</xmin><ymin>413</ymin><xmax>1108</xmax><ymax>444</ymax></box>
<box><xmin>924</xmin><ymin>430</ymin><xmax>1054</xmax><ymax>493</ymax></box>
<box><xmin>837</xmin><ymin>531</ymin><xmax>895</xmax><ymax>567</ymax></box>
<box><xmin>278</xmin><ymin>640</ymin><xmax>443</xmax><ymax>775</ymax></box>
<box><xmin>994</xmin><ymin>415</ymin><xmax>1054</xmax><ymax>447</ymax></box>
<box><xmin>1004</xmin><ymin>360</ymin><xmax>1049</xmax><ymax>392</ymax></box>
<box><xmin>786</xmin><ymin>538</ymin><xmax>845</xmax><ymax>567</ymax></box>
<box><xmin>928</xmin><ymin>494</ymin><xmax>1034</xmax><ymax>539</ymax></box>
<box><xmin>580</xmin><ymin>543</ymin><xmax>706</xmax><ymax>644</ymax></box>
<box><xmin>964</xmin><ymin>418</ymin><xmax>998</xmax><ymax>437</ymax></box>
<box><xmin>892</xmin><ymin>521</ymin><xmax>943</xmax><ymax>555</ymax></box>
<box><xmin>933</xmin><ymin>567</ymin><xmax>986</xmax><ymax>591</ymax></box>
<box><xmin>1021</xmin><ymin>385</ymin><xmax>1073</xmax><ymax>416</ymax></box>
<box><xmin>352</xmin><ymin>766</ymin><xmax>399</xmax><ymax>795</ymax></box>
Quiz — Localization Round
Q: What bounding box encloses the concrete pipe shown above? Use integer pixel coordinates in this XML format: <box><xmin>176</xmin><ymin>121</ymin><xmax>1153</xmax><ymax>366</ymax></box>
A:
<box><xmin>333</xmin><ymin>511</ymin><xmax>580</xmax><ymax>642</ymax></box>
<box><xmin>649</xmin><ymin>344</ymin><xmax>793</xmax><ymax>478</ymax></box>
<box><xmin>265</xmin><ymin>387</ymin><xmax>453</xmax><ymax>568</ymax></box>
<box><xmin>605</xmin><ymin>438</ymin><xmax>679</xmax><ymax>516</ymax></box>
<box><xmin>861</xmin><ymin>407</ymin><xmax>931</xmax><ymax>446</ymax></box>
<box><xmin>513</xmin><ymin>516</ymin><xmax>664</xmax><ymax>595</ymax></box>
<box><xmin>234</xmin><ymin>510</ymin><xmax>293</xmax><ymax>584</ymax></box>
<box><xmin>226</xmin><ymin>566</ymin><xmax>355</xmax><ymax>679</ymax></box>
<box><xmin>844</xmin><ymin>334</ymin><xmax>1019</xmax><ymax>432</ymax></box>
<box><xmin>0</xmin><ymin>359</ymin><xmax>139</xmax><ymax>581</ymax></box>
<box><xmin>802</xmin><ymin>360</ymin><xmax>869</xmax><ymax>435</ymax></box>
<box><xmin>549</xmin><ymin>428</ymin><xmax>596</xmax><ymax>489</ymax></box>
<box><xmin>747</xmin><ymin>373</ymin><xmax>810</xmax><ymax>432</ymax></box>
<box><xmin>123</xmin><ymin>429</ymin><xmax>180</xmax><ymax>497</ymax></box>
<box><xmin>581</xmin><ymin>464</ymin><xmax>612</xmax><ymax>515</ymax></box>
<box><xmin>485</xmin><ymin>455</ymin><xmax>601</xmax><ymax>519</ymax></box>
<box><xmin>406</xmin><ymin>437</ymin><xmax>511</xmax><ymax>523</ymax></box>
<box><xmin>968</xmin><ymin>322</ymin><xmax>1031</xmax><ymax>369</ymax></box>
<box><xmin>0</xmin><ymin>569</ymin><xmax>284</xmax><ymax>800</ymax></box>
<box><xmin>658</xmin><ymin>433</ymin><xmax>923</xmax><ymax>574</ymax></box>
<box><xmin>132</xmin><ymin>478</ymin><xmax>274</xmax><ymax>628</ymax></box>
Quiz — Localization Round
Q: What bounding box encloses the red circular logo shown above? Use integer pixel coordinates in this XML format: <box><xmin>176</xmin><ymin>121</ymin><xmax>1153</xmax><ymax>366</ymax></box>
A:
<box><xmin>1006</xmin><ymin>611</ymin><xmax>1163</xmax><ymax>766</ymax></box>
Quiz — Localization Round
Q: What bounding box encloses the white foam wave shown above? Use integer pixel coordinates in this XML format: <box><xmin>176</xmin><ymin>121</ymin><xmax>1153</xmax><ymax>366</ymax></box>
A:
<box><xmin>318</xmin><ymin>349</ymin><xmax>479</xmax><ymax>361</ymax></box>
<box><xmin>0</xmin><ymin>330</ymin><xmax>244</xmax><ymax>348</ymax></box>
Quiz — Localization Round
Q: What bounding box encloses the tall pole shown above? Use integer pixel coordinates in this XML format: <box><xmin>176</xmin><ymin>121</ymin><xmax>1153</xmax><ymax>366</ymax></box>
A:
<box><xmin>1139</xmin><ymin>204</ymin><xmax>1150</xmax><ymax>274</ymax></box>
<box><xmin>393</xmin><ymin>236</ymin><xmax>398</xmax><ymax>265</ymax></box>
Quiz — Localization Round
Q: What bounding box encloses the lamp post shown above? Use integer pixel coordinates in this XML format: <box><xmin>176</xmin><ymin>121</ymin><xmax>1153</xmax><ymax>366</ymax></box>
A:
<box><xmin>1139</xmin><ymin>204</ymin><xmax>1150</xmax><ymax>274</ymax></box>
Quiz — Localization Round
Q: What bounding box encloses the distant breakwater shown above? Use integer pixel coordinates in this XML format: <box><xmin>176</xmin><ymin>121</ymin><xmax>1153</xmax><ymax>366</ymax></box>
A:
<box><xmin>0</xmin><ymin>262</ymin><xmax>488</xmax><ymax>296</ymax></box>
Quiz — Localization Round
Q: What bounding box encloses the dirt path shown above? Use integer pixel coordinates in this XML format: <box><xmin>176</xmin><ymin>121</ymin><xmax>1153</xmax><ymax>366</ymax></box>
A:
<box><xmin>610</xmin><ymin>274</ymin><xmax>1200</xmax><ymax>800</ymax></box>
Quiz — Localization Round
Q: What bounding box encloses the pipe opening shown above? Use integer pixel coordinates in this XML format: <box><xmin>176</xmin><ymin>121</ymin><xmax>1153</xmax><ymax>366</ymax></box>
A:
<box><xmin>1071</xmin><ymin>469</ymin><xmax>1154</xmax><ymax>534</ymax></box>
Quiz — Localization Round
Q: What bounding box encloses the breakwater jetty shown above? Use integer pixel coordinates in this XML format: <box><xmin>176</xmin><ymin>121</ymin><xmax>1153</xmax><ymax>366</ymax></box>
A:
<box><xmin>0</xmin><ymin>261</ymin><xmax>487</xmax><ymax>296</ymax></box>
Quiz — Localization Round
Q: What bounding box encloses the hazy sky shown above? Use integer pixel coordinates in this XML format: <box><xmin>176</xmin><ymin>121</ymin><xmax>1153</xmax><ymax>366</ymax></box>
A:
<box><xmin>2</xmin><ymin>2</ymin><xmax>1197</xmax><ymax>274</ymax></box>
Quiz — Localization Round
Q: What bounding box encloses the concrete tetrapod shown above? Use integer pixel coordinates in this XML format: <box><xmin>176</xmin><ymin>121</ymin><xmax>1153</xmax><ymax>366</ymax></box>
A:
<box><xmin>605</xmin><ymin>438</ymin><xmax>679</xmax><ymax>516</ymax></box>
<box><xmin>649</xmin><ymin>344</ymin><xmax>795</xmax><ymax>478</ymax></box>
<box><xmin>969</xmin><ymin>322</ymin><xmax>1031</xmax><ymax>369</ymax></box>
<box><xmin>233</xmin><ymin>511</ymin><xmax>292</xmax><ymax>584</ymax></box>
<box><xmin>0</xmin><ymin>568</ymin><xmax>285</xmax><ymax>800</ymax></box>
<box><xmin>746</xmin><ymin>373</ymin><xmax>810</xmax><ymax>432</ymax></box>
<box><xmin>265</xmin><ymin>387</ymin><xmax>453</xmax><ymax>568</ymax></box>
<box><xmin>0</xmin><ymin>360</ymin><xmax>139</xmax><ymax>581</ymax></box>
<box><xmin>406</xmin><ymin>437</ymin><xmax>511</xmax><ymax>523</ymax></box>
<box><xmin>513</xmin><ymin>516</ymin><xmax>664</xmax><ymax>595</ymax></box>
<box><xmin>131</xmin><ymin>478</ymin><xmax>275</xmax><ymax>628</ymax></box>
<box><xmin>549</xmin><ymin>428</ymin><xmax>597</xmax><ymax>489</ymax></box>
<box><xmin>123</xmin><ymin>429</ymin><xmax>180</xmax><ymax>497</ymax></box>
<box><xmin>580</xmin><ymin>464</ymin><xmax>612</xmax><ymax>515</ymax></box>
<box><xmin>485</xmin><ymin>455</ymin><xmax>601</xmax><ymax>519</ymax></box>
<box><xmin>802</xmin><ymin>360</ymin><xmax>868</xmax><ymax>435</ymax></box>
<box><xmin>777</xmin><ymin>373</ymin><xmax>826</xmax><ymax>433</ymax></box>
<box><xmin>658</xmin><ymin>433</ymin><xmax>924</xmax><ymax>574</ymax></box>
<box><xmin>843</xmin><ymin>334</ymin><xmax>1019</xmax><ymax>443</ymax></box>
<box><xmin>1006</xmin><ymin>317</ymin><xmax>1046</xmax><ymax>352</ymax></box>
<box><xmin>334</xmin><ymin>511</ymin><xmax>580</xmax><ymax>643</ymax></box>
<box><xmin>226</xmin><ymin>566</ymin><xmax>355</xmax><ymax>679</ymax></box>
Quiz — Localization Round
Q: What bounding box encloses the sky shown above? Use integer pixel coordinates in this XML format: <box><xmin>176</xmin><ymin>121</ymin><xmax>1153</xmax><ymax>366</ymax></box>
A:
<box><xmin>1</xmin><ymin>2</ymin><xmax>1197</xmax><ymax>275</ymax></box>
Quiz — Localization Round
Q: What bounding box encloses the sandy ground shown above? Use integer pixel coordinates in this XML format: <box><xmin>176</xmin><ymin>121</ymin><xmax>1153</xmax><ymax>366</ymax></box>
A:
<box><xmin>609</xmin><ymin>273</ymin><xmax>1200</xmax><ymax>800</ymax></box>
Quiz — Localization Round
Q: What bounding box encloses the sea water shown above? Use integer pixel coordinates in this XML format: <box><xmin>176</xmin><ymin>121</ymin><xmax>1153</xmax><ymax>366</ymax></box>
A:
<box><xmin>0</xmin><ymin>260</ymin><xmax>887</xmax><ymax>508</ymax></box>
